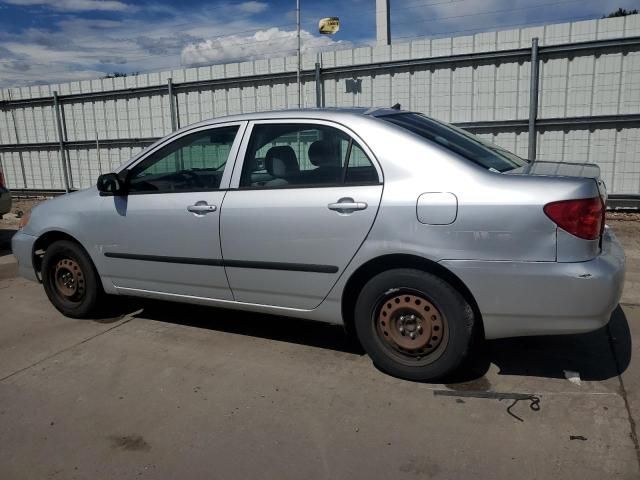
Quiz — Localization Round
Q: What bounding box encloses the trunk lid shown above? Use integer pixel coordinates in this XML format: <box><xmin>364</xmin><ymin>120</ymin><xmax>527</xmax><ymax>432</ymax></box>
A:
<box><xmin>505</xmin><ymin>161</ymin><xmax>607</xmax><ymax>204</ymax></box>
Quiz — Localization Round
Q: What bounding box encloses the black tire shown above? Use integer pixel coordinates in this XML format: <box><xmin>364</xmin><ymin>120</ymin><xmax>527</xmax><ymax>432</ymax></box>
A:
<box><xmin>354</xmin><ymin>268</ymin><xmax>475</xmax><ymax>381</ymax></box>
<box><xmin>41</xmin><ymin>240</ymin><xmax>103</xmax><ymax>318</ymax></box>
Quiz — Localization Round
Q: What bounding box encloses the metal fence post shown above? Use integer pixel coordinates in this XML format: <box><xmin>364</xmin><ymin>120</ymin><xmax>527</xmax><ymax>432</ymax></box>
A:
<box><xmin>53</xmin><ymin>91</ymin><xmax>70</xmax><ymax>193</ymax></box>
<box><xmin>60</xmin><ymin>100</ymin><xmax>74</xmax><ymax>188</ymax></box>
<box><xmin>0</xmin><ymin>152</ymin><xmax>5</xmax><ymax>187</ymax></box>
<box><xmin>167</xmin><ymin>78</ymin><xmax>178</xmax><ymax>132</ymax></box>
<box><xmin>96</xmin><ymin>133</ymin><xmax>103</xmax><ymax>175</ymax></box>
<box><xmin>6</xmin><ymin>91</ymin><xmax>28</xmax><ymax>188</ymax></box>
<box><xmin>315</xmin><ymin>60</ymin><xmax>322</xmax><ymax>108</ymax></box>
<box><xmin>528</xmin><ymin>37</ymin><xmax>540</xmax><ymax>162</ymax></box>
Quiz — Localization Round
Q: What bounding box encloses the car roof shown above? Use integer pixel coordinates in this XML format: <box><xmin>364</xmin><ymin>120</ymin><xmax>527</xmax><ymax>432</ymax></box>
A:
<box><xmin>184</xmin><ymin>107</ymin><xmax>405</xmax><ymax>129</ymax></box>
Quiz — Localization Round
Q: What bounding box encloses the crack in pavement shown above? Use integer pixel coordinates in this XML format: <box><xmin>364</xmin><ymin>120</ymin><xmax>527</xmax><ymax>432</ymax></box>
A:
<box><xmin>606</xmin><ymin>322</ymin><xmax>640</xmax><ymax>470</ymax></box>
<box><xmin>0</xmin><ymin>316</ymin><xmax>134</xmax><ymax>383</ymax></box>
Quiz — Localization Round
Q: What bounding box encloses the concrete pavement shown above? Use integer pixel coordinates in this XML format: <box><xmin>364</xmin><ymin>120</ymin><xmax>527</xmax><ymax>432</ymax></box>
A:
<box><xmin>0</xmin><ymin>220</ymin><xmax>638</xmax><ymax>479</ymax></box>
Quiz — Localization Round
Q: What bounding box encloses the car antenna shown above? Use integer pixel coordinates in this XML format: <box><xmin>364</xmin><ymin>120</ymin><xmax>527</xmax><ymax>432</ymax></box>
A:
<box><xmin>391</xmin><ymin>103</ymin><xmax>401</xmax><ymax>110</ymax></box>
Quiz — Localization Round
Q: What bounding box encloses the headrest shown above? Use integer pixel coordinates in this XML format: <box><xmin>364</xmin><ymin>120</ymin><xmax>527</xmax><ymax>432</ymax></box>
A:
<box><xmin>265</xmin><ymin>146</ymin><xmax>299</xmax><ymax>177</ymax></box>
<box><xmin>308</xmin><ymin>140</ymin><xmax>341</xmax><ymax>167</ymax></box>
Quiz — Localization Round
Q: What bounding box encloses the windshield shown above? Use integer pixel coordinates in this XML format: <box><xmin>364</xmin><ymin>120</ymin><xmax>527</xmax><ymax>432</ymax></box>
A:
<box><xmin>380</xmin><ymin>112</ymin><xmax>528</xmax><ymax>172</ymax></box>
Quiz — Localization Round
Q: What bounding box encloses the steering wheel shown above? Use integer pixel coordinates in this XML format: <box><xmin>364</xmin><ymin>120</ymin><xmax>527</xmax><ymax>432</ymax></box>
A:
<box><xmin>179</xmin><ymin>170</ymin><xmax>204</xmax><ymax>188</ymax></box>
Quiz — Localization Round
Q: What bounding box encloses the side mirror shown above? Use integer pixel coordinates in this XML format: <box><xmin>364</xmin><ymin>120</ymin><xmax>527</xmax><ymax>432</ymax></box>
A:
<box><xmin>97</xmin><ymin>172</ymin><xmax>126</xmax><ymax>195</ymax></box>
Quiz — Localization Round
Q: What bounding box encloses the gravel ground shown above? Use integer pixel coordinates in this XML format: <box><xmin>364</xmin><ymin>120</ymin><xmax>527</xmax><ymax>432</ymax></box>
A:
<box><xmin>0</xmin><ymin>197</ymin><xmax>48</xmax><ymax>227</ymax></box>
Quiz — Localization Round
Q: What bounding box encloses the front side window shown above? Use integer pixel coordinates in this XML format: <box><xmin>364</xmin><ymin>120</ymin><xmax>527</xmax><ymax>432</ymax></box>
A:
<box><xmin>380</xmin><ymin>113</ymin><xmax>528</xmax><ymax>172</ymax></box>
<box><xmin>128</xmin><ymin>125</ymin><xmax>239</xmax><ymax>193</ymax></box>
<box><xmin>240</xmin><ymin>123</ymin><xmax>379</xmax><ymax>188</ymax></box>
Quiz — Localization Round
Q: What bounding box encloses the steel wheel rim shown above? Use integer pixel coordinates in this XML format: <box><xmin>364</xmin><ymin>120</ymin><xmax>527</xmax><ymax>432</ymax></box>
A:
<box><xmin>375</xmin><ymin>290</ymin><xmax>448</xmax><ymax>365</ymax></box>
<box><xmin>53</xmin><ymin>258</ymin><xmax>85</xmax><ymax>302</ymax></box>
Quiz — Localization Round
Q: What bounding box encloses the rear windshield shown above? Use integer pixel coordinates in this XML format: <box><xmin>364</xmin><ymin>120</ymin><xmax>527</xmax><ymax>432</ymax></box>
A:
<box><xmin>380</xmin><ymin>112</ymin><xmax>528</xmax><ymax>172</ymax></box>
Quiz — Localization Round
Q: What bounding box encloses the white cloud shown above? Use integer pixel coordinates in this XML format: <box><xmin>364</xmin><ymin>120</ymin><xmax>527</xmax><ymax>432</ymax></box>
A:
<box><xmin>3</xmin><ymin>0</ymin><xmax>128</xmax><ymax>11</ymax></box>
<box><xmin>236</xmin><ymin>1</ymin><xmax>267</xmax><ymax>14</ymax></box>
<box><xmin>181</xmin><ymin>27</ymin><xmax>350</xmax><ymax>66</ymax></box>
<box><xmin>0</xmin><ymin>10</ymin><xmax>278</xmax><ymax>86</ymax></box>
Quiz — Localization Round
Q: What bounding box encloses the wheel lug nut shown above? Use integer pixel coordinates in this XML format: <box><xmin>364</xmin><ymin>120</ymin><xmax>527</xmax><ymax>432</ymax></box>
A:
<box><xmin>417</xmin><ymin>326</ymin><xmax>423</xmax><ymax>333</ymax></box>
<box><xmin>399</xmin><ymin>326</ymin><xmax>404</xmax><ymax>334</ymax></box>
<box><xmin>410</xmin><ymin>332</ymin><xmax>416</xmax><ymax>340</ymax></box>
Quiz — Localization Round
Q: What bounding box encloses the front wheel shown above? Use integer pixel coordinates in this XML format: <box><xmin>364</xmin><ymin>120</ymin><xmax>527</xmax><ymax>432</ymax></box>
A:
<box><xmin>354</xmin><ymin>269</ymin><xmax>475</xmax><ymax>381</ymax></box>
<box><xmin>41</xmin><ymin>240</ymin><xmax>103</xmax><ymax>318</ymax></box>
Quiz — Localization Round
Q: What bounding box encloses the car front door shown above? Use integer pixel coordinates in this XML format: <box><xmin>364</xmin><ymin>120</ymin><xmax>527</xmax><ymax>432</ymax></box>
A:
<box><xmin>220</xmin><ymin>120</ymin><xmax>383</xmax><ymax>310</ymax></box>
<box><xmin>92</xmin><ymin>122</ymin><xmax>246</xmax><ymax>300</ymax></box>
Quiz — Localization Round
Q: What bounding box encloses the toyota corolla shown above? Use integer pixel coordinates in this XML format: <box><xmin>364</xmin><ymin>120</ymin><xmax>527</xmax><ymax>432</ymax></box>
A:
<box><xmin>12</xmin><ymin>108</ymin><xmax>625</xmax><ymax>381</ymax></box>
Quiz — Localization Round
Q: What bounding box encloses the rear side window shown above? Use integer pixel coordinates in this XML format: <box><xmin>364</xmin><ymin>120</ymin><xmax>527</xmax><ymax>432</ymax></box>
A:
<box><xmin>344</xmin><ymin>142</ymin><xmax>377</xmax><ymax>184</ymax></box>
<box><xmin>240</xmin><ymin>123</ymin><xmax>379</xmax><ymax>188</ymax></box>
<box><xmin>380</xmin><ymin>113</ymin><xmax>527</xmax><ymax>172</ymax></box>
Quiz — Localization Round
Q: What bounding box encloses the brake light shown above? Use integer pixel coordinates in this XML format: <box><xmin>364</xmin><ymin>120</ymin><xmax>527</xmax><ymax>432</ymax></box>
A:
<box><xmin>544</xmin><ymin>197</ymin><xmax>604</xmax><ymax>240</ymax></box>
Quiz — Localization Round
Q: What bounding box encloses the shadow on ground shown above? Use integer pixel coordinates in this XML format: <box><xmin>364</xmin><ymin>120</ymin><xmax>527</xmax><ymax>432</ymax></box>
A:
<box><xmin>484</xmin><ymin>306</ymin><xmax>631</xmax><ymax>382</ymax></box>
<box><xmin>107</xmin><ymin>298</ymin><xmax>631</xmax><ymax>384</ymax></box>
<box><xmin>128</xmin><ymin>300</ymin><xmax>361</xmax><ymax>355</ymax></box>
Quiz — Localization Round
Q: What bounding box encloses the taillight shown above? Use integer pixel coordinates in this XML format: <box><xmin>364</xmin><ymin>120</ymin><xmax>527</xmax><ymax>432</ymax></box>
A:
<box><xmin>0</xmin><ymin>171</ymin><xmax>4</xmax><ymax>189</ymax></box>
<box><xmin>544</xmin><ymin>197</ymin><xmax>604</xmax><ymax>240</ymax></box>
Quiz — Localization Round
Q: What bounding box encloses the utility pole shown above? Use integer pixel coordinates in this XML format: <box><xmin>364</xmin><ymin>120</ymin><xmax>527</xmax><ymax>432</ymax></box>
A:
<box><xmin>528</xmin><ymin>37</ymin><xmax>540</xmax><ymax>162</ymax></box>
<box><xmin>376</xmin><ymin>0</ymin><xmax>391</xmax><ymax>46</ymax></box>
<box><xmin>297</xmin><ymin>0</ymin><xmax>302</xmax><ymax>108</ymax></box>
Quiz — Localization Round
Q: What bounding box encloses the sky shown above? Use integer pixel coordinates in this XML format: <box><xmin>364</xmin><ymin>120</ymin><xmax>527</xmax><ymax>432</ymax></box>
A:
<box><xmin>0</xmin><ymin>0</ymin><xmax>638</xmax><ymax>87</ymax></box>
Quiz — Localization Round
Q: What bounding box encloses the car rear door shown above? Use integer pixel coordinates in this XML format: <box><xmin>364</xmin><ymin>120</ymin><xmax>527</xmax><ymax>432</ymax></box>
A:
<box><xmin>219</xmin><ymin>119</ymin><xmax>383</xmax><ymax>310</ymax></box>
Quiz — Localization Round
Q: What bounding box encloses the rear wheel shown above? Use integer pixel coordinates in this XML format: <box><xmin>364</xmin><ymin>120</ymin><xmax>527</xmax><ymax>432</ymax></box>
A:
<box><xmin>42</xmin><ymin>240</ymin><xmax>102</xmax><ymax>318</ymax></box>
<box><xmin>354</xmin><ymin>268</ymin><xmax>475</xmax><ymax>381</ymax></box>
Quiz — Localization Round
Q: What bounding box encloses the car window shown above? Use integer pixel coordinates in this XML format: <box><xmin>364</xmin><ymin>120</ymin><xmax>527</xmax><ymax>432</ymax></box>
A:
<box><xmin>379</xmin><ymin>113</ymin><xmax>528</xmax><ymax>172</ymax></box>
<box><xmin>128</xmin><ymin>125</ymin><xmax>239</xmax><ymax>193</ymax></box>
<box><xmin>344</xmin><ymin>141</ymin><xmax>379</xmax><ymax>184</ymax></box>
<box><xmin>240</xmin><ymin>123</ymin><xmax>379</xmax><ymax>188</ymax></box>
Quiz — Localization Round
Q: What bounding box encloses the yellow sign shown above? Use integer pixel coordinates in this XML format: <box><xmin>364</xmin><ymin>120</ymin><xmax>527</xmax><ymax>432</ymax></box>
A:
<box><xmin>319</xmin><ymin>17</ymin><xmax>340</xmax><ymax>35</ymax></box>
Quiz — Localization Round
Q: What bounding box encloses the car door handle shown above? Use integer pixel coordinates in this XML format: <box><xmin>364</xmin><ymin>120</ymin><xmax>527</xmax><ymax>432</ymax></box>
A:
<box><xmin>328</xmin><ymin>198</ymin><xmax>368</xmax><ymax>213</ymax></box>
<box><xmin>187</xmin><ymin>202</ymin><xmax>217</xmax><ymax>214</ymax></box>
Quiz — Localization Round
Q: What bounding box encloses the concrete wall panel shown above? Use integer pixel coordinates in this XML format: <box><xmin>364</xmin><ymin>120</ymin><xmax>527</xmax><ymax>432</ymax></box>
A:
<box><xmin>0</xmin><ymin>16</ymin><xmax>639</xmax><ymax>194</ymax></box>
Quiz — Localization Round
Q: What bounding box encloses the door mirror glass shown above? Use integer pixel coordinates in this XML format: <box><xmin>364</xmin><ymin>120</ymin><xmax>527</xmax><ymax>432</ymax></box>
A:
<box><xmin>97</xmin><ymin>173</ymin><xmax>125</xmax><ymax>195</ymax></box>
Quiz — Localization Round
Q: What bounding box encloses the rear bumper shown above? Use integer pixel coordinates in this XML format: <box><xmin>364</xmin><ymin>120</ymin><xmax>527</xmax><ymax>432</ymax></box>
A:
<box><xmin>441</xmin><ymin>227</ymin><xmax>625</xmax><ymax>339</ymax></box>
<box><xmin>11</xmin><ymin>230</ymin><xmax>38</xmax><ymax>282</ymax></box>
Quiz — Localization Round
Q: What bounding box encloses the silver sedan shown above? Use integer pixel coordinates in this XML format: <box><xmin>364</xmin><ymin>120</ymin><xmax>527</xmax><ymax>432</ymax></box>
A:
<box><xmin>12</xmin><ymin>108</ymin><xmax>625</xmax><ymax>381</ymax></box>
